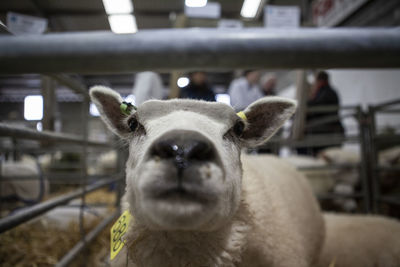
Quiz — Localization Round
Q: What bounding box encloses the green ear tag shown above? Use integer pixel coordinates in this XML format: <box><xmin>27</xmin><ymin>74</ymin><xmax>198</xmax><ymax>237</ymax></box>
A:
<box><xmin>120</xmin><ymin>101</ymin><xmax>136</xmax><ymax>115</ymax></box>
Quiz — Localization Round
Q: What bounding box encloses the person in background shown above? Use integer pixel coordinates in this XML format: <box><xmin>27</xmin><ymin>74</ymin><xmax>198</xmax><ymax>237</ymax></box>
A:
<box><xmin>180</xmin><ymin>71</ymin><xmax>215</xmax><ymax>101</ymax></box>
<box><xmin>228</xmin><ymin>70</ymin><xmax>262</xmax><ymax>111</ymax></box>
<box><xmin>299</xmin><ymin>70</ymin><xmax>345</xmax><ymax>156</ymax></box>
<box><xmin>133</xmin><ymin>71</ymin><xmax>164</xmax><ymax>105</ymax></box>
<box><xmin>260</xmin><ymin>73</ymin><xmax>277</xmax><ymax>96</ymax></box>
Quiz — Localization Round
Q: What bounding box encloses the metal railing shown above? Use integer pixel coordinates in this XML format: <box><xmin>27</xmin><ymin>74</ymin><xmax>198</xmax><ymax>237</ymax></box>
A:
<box><xmin>0</xmin><ymin>28</ymin><xmax>400</xmax><ymax>73</ymax></box>
<box><xmin>367</xmin><ymin>99</ymin><xmax>400</xmax><ymax>213</ymax></box>
<box><xmin>0</xmin><ymin>123</ymin><xmax>110</xmax><ymax>147</ymax></box>
<box><xmin>0</xmin><ymin>25</ymin><xmax>124</xmax><ymax>264</ymax></box>
<box><xmin>261</xmin><ymin>105</ymin><xmax>372</xmax><ymax>213</ymax></box>
<box><xmin>0</xmin><ymin>177</ymin><xmax>121</xmax><ymax>233</ymax></box>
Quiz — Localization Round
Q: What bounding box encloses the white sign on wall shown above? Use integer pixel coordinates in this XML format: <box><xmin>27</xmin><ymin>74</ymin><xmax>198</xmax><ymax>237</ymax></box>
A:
<box><xmin>264</xmin><ymin>5</ymin><xmax>300</xmax><ymax>28</ymax></box>
<box><xmin>184</xmin><ymin>2</ymin><xmax>221</xmax><ymax>19</ymax></box>
<box><xmin>7</xmin><ymin>12</ymin><xmax>48</xmax><ymax>35</ymax></box>
<box><xmin>312</xmin><ymin>0</ymin><xmax>369</xmax><ymax>27</ymax></box>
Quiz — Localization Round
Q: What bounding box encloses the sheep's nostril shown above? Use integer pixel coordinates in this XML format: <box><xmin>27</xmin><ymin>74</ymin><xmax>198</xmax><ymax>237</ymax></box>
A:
<box><xmin>151</xmin><ymin>141</ymin><xmax>176</xmax><ymax>159</ymax></box>
<box><xmin>186</xmin><ymin>141</ymin><xmax>213</xmax><ymax>161</ymax></box>
<box><xmin>150</xmin><ymin>132</ymin><xmax>215</xmax><ymax>165</ymax></box>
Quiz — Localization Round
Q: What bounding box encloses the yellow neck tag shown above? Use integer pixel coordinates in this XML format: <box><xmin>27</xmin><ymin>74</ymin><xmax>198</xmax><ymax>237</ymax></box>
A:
<box><xmin>110</xmin><ymin>210</ymin><xmax>132</xmax><ymax>260</ymax></box>
<box><xmin>236</xmin><ymin>111</ymin><xmax>247</xmax><ymax>121</ymax></box>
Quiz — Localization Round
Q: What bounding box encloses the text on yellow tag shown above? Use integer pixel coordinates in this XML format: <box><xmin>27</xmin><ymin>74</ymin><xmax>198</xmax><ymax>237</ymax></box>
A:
<box><xmin>110</xmin><ymin>210</ymin><xmax>132</xmax><ymax>260</ymax></box>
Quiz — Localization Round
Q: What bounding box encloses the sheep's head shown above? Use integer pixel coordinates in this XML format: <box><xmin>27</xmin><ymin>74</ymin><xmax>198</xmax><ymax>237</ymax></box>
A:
<box><xmin>90</xmin><ymin>86</ymin><xmax>296</xmax><ymax>231</ymax></box>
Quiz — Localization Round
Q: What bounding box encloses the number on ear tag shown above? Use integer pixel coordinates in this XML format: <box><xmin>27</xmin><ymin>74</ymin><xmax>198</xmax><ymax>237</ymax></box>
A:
<box><xmin>110</xmin><ymin>210</ymin><xmax>132</xmax><ymax>260</ymax></box>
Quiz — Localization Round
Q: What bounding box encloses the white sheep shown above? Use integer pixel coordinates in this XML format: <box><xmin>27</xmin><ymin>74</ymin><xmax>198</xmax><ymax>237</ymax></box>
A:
<box><xmin>90</xmin><ymin>86</ymin><xmax>325</xmax><ymax>267</ymax></box>
<box><xmin>1</xmin><ymin>155</ymin><xmax>48</xmax><ymax>213</ymax></box>
<box><xmin>317</xmin><ymin>213</ymin><xmax>400</xmax><ymax>267</ymax></box>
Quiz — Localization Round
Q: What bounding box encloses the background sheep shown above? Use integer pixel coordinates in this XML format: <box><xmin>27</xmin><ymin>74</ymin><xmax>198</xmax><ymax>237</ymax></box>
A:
<box><xmin>317</xmin><ymin>213</ymin><xmax>400</xmax><ymax>267</ymax></box>
<box><xmin>0</xmin><ymin>155</ymin><xmax>48</xmax><ymax>215</ymax></box>
<box><xmin>90</xmin><ymin>86</ymin><xmax>325</xmax><ymax>267</ymax></box>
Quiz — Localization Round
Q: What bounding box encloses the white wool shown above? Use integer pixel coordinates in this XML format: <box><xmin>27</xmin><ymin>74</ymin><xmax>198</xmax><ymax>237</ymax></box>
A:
<box><xmin>317</xmin><ymin>213</ymin><xmax>400</xmax><ymax>267</ymax></box>
<box><xmin>1</xmin><ymin>156</ymin><xmax>48</xmax><ymax>201</ymax></box>
<box><xmin>114</xmin><ymin>155</ymin><xmax>324</xmax><ymax>267</ymax></box>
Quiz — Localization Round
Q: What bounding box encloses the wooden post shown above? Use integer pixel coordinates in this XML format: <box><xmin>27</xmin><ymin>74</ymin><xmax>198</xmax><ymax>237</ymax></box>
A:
<box><xmin>41</xmin><ymin>76</ymin><xmax>56</xmax><ymax>132</ymax></box>
<box><xmin>291</xmin><ymin>70</ymin><xmax>310</xmax><ymax>140</ymax></box>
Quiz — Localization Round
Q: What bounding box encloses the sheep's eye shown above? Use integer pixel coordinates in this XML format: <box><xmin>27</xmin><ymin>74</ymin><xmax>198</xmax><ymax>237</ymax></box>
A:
<box><xmin>233</xmin><ymin>121</ymin><xmax>245</xmax><ymax>136</ymax></box>
<box><xmin>128</xmin><ymin>118</ymin><xmax>138</xmax><ymax>132</ymax></box>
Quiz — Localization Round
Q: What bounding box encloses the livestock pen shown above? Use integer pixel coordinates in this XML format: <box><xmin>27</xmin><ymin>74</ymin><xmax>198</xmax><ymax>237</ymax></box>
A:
<box><xmin>1</xmin><ymin>27</ymin><xmax>400</xmax><ymax>265</ymax></box>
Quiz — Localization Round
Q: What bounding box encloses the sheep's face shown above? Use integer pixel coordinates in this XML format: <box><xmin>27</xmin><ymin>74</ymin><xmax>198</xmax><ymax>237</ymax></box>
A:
<box><xmin>90</xmin><ymin>86</ymin><xmax>296</xmax><ymax>231</ymax></box>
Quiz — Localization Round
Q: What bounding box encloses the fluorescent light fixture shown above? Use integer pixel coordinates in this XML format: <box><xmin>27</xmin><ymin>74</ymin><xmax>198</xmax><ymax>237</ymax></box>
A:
<box><xmin>90</xmin><ymin>103</ymin><xmax>100</xmax><ymax>117</ymax></box>
<box><xmin>124</xmin><ymin>94</ymin><xmax>136</xmax><ymax>105</ymax></box>
<box><xmin>24</xmin><ymin>95</ymin><xmax>43</xmax><ymax>121</ymax></box>
<box><xmin>108</xmin><ymin>14</ymin><xmax>137</xmax><ymax>34</ymax></box>
<box><xmin>102</xmin><ymin>0</ymin><xmax>133</xmax><ymax>14</ymax></box>
<box><xmin>185</xmin><ymin>0</ymin><xmax>207</xmax><ymax>8</ymax></box>
<box><xmin>177</xmin><ymin>77</ymin><xmax>190</xmax><ymax>88</ymax></box>
<box><xmin>241</xmin><ymin>0</ymin><xmax>263</xmax><ymax>18</ymax></box>
<box><xmin>216</xmin><ymin>94</ymin><xmax>231</xmax><ymax>105</ymax></box>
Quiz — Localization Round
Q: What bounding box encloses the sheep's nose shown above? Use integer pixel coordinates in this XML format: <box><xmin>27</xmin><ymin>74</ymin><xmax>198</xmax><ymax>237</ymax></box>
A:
<box><xmin>151</xmin><ymin>131</ymin><xmax>215</xmax><ymax>167</ymax></box>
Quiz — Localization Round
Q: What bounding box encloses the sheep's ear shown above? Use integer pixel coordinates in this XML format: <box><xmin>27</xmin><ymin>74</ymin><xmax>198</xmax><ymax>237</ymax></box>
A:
<box><xmin>90</xmin><ymin>86</ymin><xmax>130</xmax><ymax>137</ymax></box>
<box><xmin>240</xmin><ymin>97</ymin><xmax>297</xmax><ymax>147</ymax></box>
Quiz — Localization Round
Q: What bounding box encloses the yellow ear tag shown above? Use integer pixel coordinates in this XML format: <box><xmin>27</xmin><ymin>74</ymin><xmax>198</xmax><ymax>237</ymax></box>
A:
<box><xmin>236</xmin><ymin>111</ymin><xmax>247</xmax><ymax>121</ymax></box>
<box><xmin>110</xmin><ymin>210</ymin><xmax>132</xmax><ymax>260</ymax></box>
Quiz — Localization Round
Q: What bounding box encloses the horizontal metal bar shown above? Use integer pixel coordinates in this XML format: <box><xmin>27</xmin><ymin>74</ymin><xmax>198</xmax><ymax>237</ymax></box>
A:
<box><xmin>265</xmin><ymin>134</ymin><xmax>359</xmax><ymax>148</ymax></box>
<box><xmin>373</xmin><ymin>135</ymin><xmax>400</xmax><ymax>145</ymax></box>
<box><xmin>374</xmin><ymin>109</ymin><xmax>400</xmax><ymax>114</ymax></box>
<box><xmin>378</xmin><ymin>196</ymin><xmax>400</xmax><ymax>206</ymax></box>
<box><xmin>297</xmin><ymin>163</ymin><xmax>359</xmax><ymax>171</ymax></box>
<box><xmin>317</xmin><ymin>193</ymin><xmax>364</xmax><ymax>200</ymax></box>
<box><xmin>0</xmin><ymin>177</ymin><xmax>121</xmax><ymax>233</ymax></box>
<box><xmin>0</xmin><ymin>174</ymin><xmax>117</xmax><ymax>181</ymax></box>
<box><xmin>372</xmin><ymin>98</ymin><xmax>400</xmax><ymax>111</ymax></box>
<box><xmin>375</xmin><ymin>166</ymin><xmax>400</xmax><ymax>172</ymax></box>
<box><xmin>0</xmin><ymin>123</ymin><xmax>110</xmax><ymax>147</ymax></box>
<box><xmin>0</xmin><ymin>146</ymin><xmax>113</xmax><ymax>154</ymax></box>
<box><xmin>56</xmin><ymin>211</ymin><xmax>119</xmax><ymax>267</ymax></box>
<box><xmin>0</xmin><ymin>28</ymin><xmax>400</xmax><ymax>74</ymax></box>
<box><xmin>305</xmin><ymin>113</ymin><xmax>355</xmax><ymax>130</ymax></box>
<box><xmin>0</xmin><ymin>19</ymin><xmax>90</xmax><ymax>98</ymax></box>
<box><xmin>47</xmin><ymin>74</ymin><xmax>89</xmax><ymax>99</ymax></box>
<box><xmin>307</xmin><ymin>105</ymin><xmax>359</xmax><ymax>113</ymax></box>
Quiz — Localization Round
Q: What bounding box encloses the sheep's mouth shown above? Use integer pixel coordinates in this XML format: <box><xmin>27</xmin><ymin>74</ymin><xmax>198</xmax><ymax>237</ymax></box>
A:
<box><xmin>156</xmin><ymin>187</ymin><xmax>209</xmax><ymax>202</ymax></box>
<box><xmin>149</xmin><ymin>184</ymin><xmax>217</xmax><ymax>204</ymax></box>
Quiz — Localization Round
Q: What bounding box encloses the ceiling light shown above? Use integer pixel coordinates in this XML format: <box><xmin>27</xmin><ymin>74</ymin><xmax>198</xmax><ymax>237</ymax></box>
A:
<box><xmin>241</xmin><ymin>0</ymin><xmax>263</xmax><ymax>18</ymax></box>
<box><xmin>102</xmin><ymin>0</ymin><xmax>133</xmax><ymax>14</ymax></box>
<box><xmin>108</xmin><ymin>15</ymin><xmax>137</xmax><ymax>34</ymax></box>
<box><xmin>185</xmin><ymin>0</ymin><xmax>208</xmax><ymax>8</ymax></box>
<box><xmin>24</xmin><ymin>95</ymin><xmax>43</xmax><ymax>121</ymax></box>
<box><xmin>177</xmin><ymin>77</ymin><xmax>190</xmax><ymax>88</ymax></box>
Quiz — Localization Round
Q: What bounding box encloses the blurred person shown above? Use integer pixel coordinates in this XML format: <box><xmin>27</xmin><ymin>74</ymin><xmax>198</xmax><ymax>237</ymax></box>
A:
<box><xmin>228</xmin><ymin>70</ymin><xmax>262</xmax><ymax>111</ymax></box>
<box><xmin>180</xmin><ymin>71</ymin><xmax>215</xmax><ymax>101</ymax></box>
<box><xmin>298</xmin><ymin>71</ymin><xmax>344</xmax><ymax>156</ymax></box>
<box><xmin>133</xmin><ymin>71</ymin><xmax>164</xmax><ymax>105</ymax></box>
<box><xmin>260</xmin><ymin>73</ymin><xmax>277</xmax><ymax>96</ymax></box>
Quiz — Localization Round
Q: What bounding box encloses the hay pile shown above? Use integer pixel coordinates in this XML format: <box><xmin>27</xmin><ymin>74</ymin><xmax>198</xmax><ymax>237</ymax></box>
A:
<box><xmin>0</xmin><ymin>189</ymin><xmax>118</xmax><ymax>266</ymax></box>
<box><xmin>0</xmin><ymin>217</ymin><xmax>112</xmax><ymax>266</ymax></box>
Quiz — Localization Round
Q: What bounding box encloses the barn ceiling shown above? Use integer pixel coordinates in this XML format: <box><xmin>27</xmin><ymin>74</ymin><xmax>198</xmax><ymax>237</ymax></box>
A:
<box><xmin>0</xmin><ymin>0</ymin><xmax>304</xmax><ymax>32</ymax></box>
